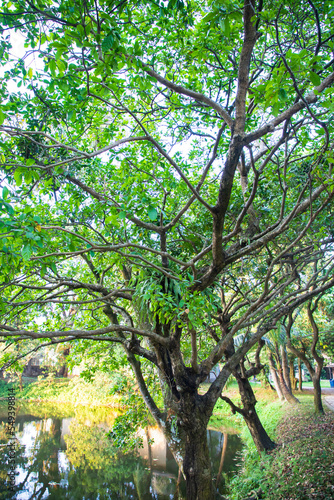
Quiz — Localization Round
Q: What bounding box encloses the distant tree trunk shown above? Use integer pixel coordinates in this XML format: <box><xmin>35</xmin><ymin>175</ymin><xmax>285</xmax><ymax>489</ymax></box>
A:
<box><xmin>275</xmin><ymin>344</ymin><xmax>299</xmax><ymax>404</ymax></box>
<box><xmin>277</xmin><ymin>367</ymin><xmax>299</xmax><ymax>404</ymax></box>
<box><xmin>307</xmin><ymin>306</ymin><xmax>325</xmax><ymax>414</ymax></box>
<box><xmin>312</xmin><ymin>375</ymin><xmax>324</xmax><ymax>413</ymax></box>
<box><xmin>281</xmin><ymin>345</ymin><xmax>292</xmax><ymax>392</ymax></box>
<box><xmin>268</xmin><ymin>353</ymin><xmax>284</xmax><ymax>400</ymax></box>
<box><xmin>298</xmin><ymin>359</ymin><xmax>303</xmax><ymax>391</ymax></box>
<box><xmin>221</xmin><ymin>343</ymin><xmax>276</xmax><ymax>453</ymax></box>
<box><xmin>289</xmin><ymin>357</ymin><xmax>297</xmax><ymax>390</ymax></box>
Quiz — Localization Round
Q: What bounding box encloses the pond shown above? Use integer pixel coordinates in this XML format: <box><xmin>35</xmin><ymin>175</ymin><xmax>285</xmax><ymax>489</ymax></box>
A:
<box><xmin>0</xmin><ymin>402</ymin><xmax>243</xmax><ymax>499</ymax></box>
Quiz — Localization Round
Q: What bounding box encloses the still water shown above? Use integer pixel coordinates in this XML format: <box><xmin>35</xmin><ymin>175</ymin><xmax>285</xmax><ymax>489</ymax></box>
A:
<box><xmin>0</xmin><ymin>402</ymin><xmax>243</xmax><ymax>499</ymax></box>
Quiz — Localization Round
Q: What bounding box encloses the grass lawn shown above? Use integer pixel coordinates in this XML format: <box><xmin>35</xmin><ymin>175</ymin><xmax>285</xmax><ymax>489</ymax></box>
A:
<box><xmin>300</xmin><ymin>379</ymin><xmax>332</xmax><ymax>389</ymax></box>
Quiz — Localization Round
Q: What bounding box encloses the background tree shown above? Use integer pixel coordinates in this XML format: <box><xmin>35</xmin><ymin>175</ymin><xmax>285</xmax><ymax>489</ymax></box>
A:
<box><xmin>265</xmin><ymin>328</ymin><xmax>300</xmax><ymax>404</ymax></box>
<box><xmin>1</xmin><ymin>0</ymin><xmax>334</xmax><ymax>497</ymax></box>
<box><xmin>286</xmin><ymin>297</ymin><xmax>327</xmax><ymax>413</ymax></box>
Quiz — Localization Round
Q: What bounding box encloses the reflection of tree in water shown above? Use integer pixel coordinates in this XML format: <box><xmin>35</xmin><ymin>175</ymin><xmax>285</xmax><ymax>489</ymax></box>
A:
<box><xmin>0</xmin><ymin>409</ymin><xmax>240</xmax><ymax>499</ymax></box>
<box><xmin>0</xmin><ymin>416</ymin><xmax>63</xmax><ymax>500</ymax></box>
<box><xmin>65</xmin><ymin>420</ymin><xmax>177</xmax><ymax>499</ymax></box>
<box><xmin>0</xmin><ymin>423</ymin><xmax>24</xmax><ymax>499</ymax></box>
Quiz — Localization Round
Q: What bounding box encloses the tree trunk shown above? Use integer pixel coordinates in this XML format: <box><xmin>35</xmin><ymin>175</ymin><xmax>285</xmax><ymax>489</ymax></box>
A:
<box><xmin>163</xmin><ymin>393</ymin><xmax>215</xmax><ymax>500</ymax></box>
<box><xmin>298</xmin><ymin>359</ymin><xmax>303</xmax><ymax>391</ymax></box>
<box><xmin>182</xmin><ymin>425</ymin><xmax>215</xmax><ymax>500</ymax></box>
<box><xmin>289</xmin><ymin>358</ymin><xmax>297</xmax><ymax>390</ymax></box>
<box><xmin>280</xmin><ymin>344</ymin><xmax>292</xmax><ymax>392</ymax></box>
<box><xmin>236</xmin><ymin>376</ymin><xmax>276</xmax><ymax>452</ymax></box>
<box><xmin>312</xmin><ymin>375</ymin><xmax>324</xmax><ymax>414</ymax></box>
<box><xmin>277</xmin><ymin>368</ymin><xmax>300</xmax><ymax>404</ymax></box>
<box><xmin>274</xmin><ymin>345</ymin><xmax>299</xmax><ymax>404</ymax></box>
<box><xmin>268</xmin><ymin>353</ymin><xmax>284</xmax><ymax>400</ymax></box>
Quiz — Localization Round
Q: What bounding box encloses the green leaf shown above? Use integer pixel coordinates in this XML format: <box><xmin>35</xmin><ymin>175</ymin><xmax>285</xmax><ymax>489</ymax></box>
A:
<box><xmin>202</xmin><ymin>11</ymin><xmax>216</xmax><ymax>23</ymax></box>
<box><xmin>41</xmin><ymin>265</ymin><xmax>46</xmax><ymax>278</ymax></box>
<box><xmin>0</xmin><ymin>110</ymin><xmax>6</xmax><ymax>126</ymax></box>
<box><xmin>105</xmin><ymin>215</ymin><xmax>117</xmax><ymax>224</ymax></box>
<box><xmin>219</xmin><ymin>17</ymin><xmax>230</xmax><ymax>37</ymax></box>
<box><xmin>56</xmin><ymin>59</ymin><xmax>66</xmax><ymax>72</ymax></box>
<box><xmin>278</xmin><ymin>88</ymin><xmax>288</xmax><ymax>101</ymax></box>
<box><xmin>14</xmin><ymin>170</ymin><xmax>23</xmax><ymax>187</ymax></box>
<box><xmin>272</xmin><ymin>101</ymin><xmax>280</xmax><ymax>117</ymax></box>
<box><xmin>21</xmin><ymin>244</ymin><xmax>32</xmax><ymax>261</ymax></box>
<box><xmin>2</xmin><ymin>186</ymin><xmax>9</xmax><ymax>200</ymax></box>
<box><xmin>118</xmin><ymin>211</ymin><xmax>126</xmax><ymax>219</ymax></box>
<box><xmin>148</xmin><ymin>206</ymin><xmax>158</xmax><ymax>221</ymax></box>
<box><xmin>49</xmin><ymin>59</ymin><xmax>57</xmax><ymax>75</ymax></box>
<box><xmin>77</xmin><ymin>24</ymin><xmax>85</xmax><ymax>38</ymax></box>
<box><xmin>50</xmin><ymin>263</ymin><xmax>57</xmax><ymax>274</ymax></box>
<box><xmin>102</xmin><ymin>30</ymin><xmax>120</xmax><ymax>52</ymax></box>
<box><xmin>309</xmin><ymin>71</ymin><xmax>320</xmax><ymax>87</ymax></box>
<box><xmin>67</xmin><ymin>110</ymin><xmax>76</xmax><ymax>122</ymax></box>
<box><xmin>26</xmin><ymin>158</ymin><xmax>35</xmax><ymax>166</ymax></box>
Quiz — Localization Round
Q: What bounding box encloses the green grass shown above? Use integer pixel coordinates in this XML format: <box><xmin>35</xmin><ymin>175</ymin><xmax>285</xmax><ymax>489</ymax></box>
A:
<box><xmin>299</xmin><ymin>379</ymin><xmax>331</xmax><ymax>389</ymax></box>
<box><xmin>0</xmin><ymin>373</ymin><xmax>124</xmax><ymax>407</ymax></box>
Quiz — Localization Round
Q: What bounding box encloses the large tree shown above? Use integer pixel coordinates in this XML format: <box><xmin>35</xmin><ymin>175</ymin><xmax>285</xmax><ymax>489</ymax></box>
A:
<box><xmin>1</xmin><ymin>0</ymin><xmax>334</xmax><ymax>497</ymax></box>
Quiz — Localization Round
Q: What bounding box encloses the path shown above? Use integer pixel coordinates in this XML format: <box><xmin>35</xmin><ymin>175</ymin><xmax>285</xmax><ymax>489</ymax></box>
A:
<box><xmin>302</xmin><ymin>386</ymin><xmax>334</xmax><ymax>412</ymax></box>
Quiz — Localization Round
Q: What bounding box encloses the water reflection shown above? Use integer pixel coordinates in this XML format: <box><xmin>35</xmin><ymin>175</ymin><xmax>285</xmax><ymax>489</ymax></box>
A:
<box><xmin>0</xmin><ymin>403</ymin><xmax>242</xmax><ymax>499</ymax></box>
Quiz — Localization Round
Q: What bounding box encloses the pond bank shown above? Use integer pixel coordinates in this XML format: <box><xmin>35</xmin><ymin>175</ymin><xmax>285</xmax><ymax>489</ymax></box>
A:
<box><xmin>228</xmin><ymin>393</ymin><xmax>334</xmax><ymax>500</ymax></box>
<box><xmin>0</xmin><ymin>376</ymin><xmax>242</xmax><ymax>434</ymax></box>
<box><xmin>0</xmin><ymin>375</ymin><xmax>124</xmax><ymax>407</ymax></box>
